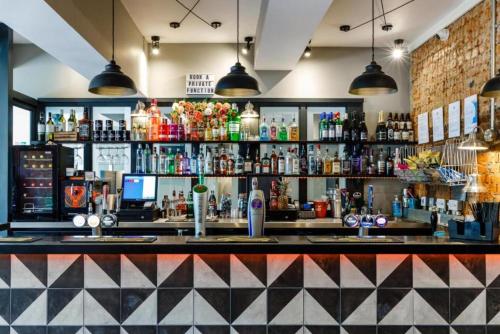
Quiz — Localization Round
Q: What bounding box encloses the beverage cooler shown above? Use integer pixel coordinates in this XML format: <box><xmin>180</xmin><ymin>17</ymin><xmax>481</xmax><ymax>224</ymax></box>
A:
<box><xmin>12</xmin><ymin>145</ymin><xmax>74</xmax><ymax>221</ymax></box>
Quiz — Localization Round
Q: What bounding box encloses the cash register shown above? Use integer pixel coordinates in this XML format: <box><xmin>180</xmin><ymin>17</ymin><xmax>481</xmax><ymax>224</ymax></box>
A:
<box><xmin>116</xmin><ymin>174</ymin><xmax>161</xmax><ymax>221</ymax></box>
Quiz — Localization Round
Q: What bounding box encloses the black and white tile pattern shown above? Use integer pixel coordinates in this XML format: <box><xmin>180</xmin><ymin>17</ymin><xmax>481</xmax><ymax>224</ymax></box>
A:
<box><xmin>0</xmin><ymin>253</ymin><xmax>498</xmax><ymax>333</ymax></box>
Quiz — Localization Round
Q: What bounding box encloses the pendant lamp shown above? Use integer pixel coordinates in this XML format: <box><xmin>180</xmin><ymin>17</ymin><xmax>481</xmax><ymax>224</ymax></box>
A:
<box><xmin>215</xmin><ymin>0</ymin><xmax>260</xmax><ymax>97</ymax></box>
<box><xmin>349</xmin><ymin>0</ymin><xmax>398</xmax><ymax>95</ymax></box>
<box><xmin>88</xmin><ymin>0</ymin><xmax>137</xmax><ymax>96</ymax></box>
<box><xmin>480</xmin><ymin>69</ymin><xmax>500</xmax><ymax>98</ymax></box>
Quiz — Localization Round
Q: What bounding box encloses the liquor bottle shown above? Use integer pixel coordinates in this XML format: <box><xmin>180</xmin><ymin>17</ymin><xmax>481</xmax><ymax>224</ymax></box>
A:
<box><xmin>341</xmin><ymin>150</ymin><xmax>351</xmax><ymax>175</ymax></box>
<box><xmin>78</xmin><ymin>109</ymin><xmax>91</xmax><ymax>141</ymax></box>
<box><xmin>208</xmin><ymin>190</ymin><xmax>217</xmax><ymax>217</ymax></box>
<box><xmin>159</xmin><ymin>148</ymin><xmax>167</xmax><ymax>174</ymax></box>
<box><xmin>152</xmin><ymin>147</ymin><xmax>159</xmax><ymax>174</ymax></box>
<box><xmin>328</xmin><ymin>113</ymin><xmax>336</xmax><ymax>142</ymax></box>
<box><xmin>213</xmin><ymin>147</ymin><xmax>221</xmax><ymax>175</ymax></box>
<box><xmin>307</xmin><ymin>145</ymin><xmax>316</xmax><ymax>175</ymax></box>
<box><xmin>285</xmin><ymin>148</ymin><xmax>293</xmax><ymax>175</ymax></box>
<box><xmin>359</xmin><ymin>113</ymin><xmax>368</xmax><ymax>142</ymax></box>
<box><xmin>212</xmin><ymin>120</ymin><xmax>220</xmax><ymax>141</ymax></box>
<box><xmin>292</xmin><ymin>148</ymin><xmax>300</xmax><ymax>175</ymax></box>
<box><xmin>315</xmin><ymin>145</ymin><xmax>323</xmax><ymax>175</ymax></box>
<box><xmin>187</xmin><ymin>191</ymin><xmax>194</xmax><ymax>219</ymax></box>
<box><xmin>228</xmin><ymin>103</ymin><xmax>241</xmax><ymax>141</ymax></box>
<box><xmin>167</xmin><ymin>148</ymin><xmax>175</xmax><ymax>175</ymax></box>
<box><xmin>360</xmin><ymin>148</ymin><xmax>368</xmax><ymax>175</ymax></box>
<box><xmin>147</xmin><ymin>99</ymin><xmax>160</xmax><ymax>141</ymax></box>
<box><xmin>159</xmin><ymin>118</ymin><xmax>169</xmax><ymax>141</ymax></box>
<box><xmin>332</xmin><ymin>151</ymin><xmax>341</xmax><ymax>175</ymax></box>
<box><xmin>289</xmin><ymin>118</ymin><xmax>299</xmax><ymax>141</ymax></box>
<box><xmin>269</xmin><ymin>118</ymin><xmax>277</xmax><ymax>141</ymax></box>
<box><xmin>367</xmin><ymin>149</ymin><xmax>376</xmax><ymax>175</ymax></box>
<box><xmin>259</xmin><ymin>117</ymin><xmax>270</xmax><ymax>141</ymax></box>
<box><xmin>244</xmin><ymin>147</ymin><xmax>253</xmax><ymax>174</ymax></box>
<box><xmin>386</xmin><ymin>147</ymin><xmax>394</xmax><ymax>176</ymax></box>
<box><xmin>278</xmin><ymin>147</ymin><xmax>285</xmax><ymax>174</ymax></box>
<box><xmin>320</xmin><ymin>113</ymin><xmax>329</xmax><ymax>141</ymax></box>
<box><xmin>205</xmin><ymin>148</ymin><xmax>213</xmax><ymax>175</ymax></box>
<box><xmin>386</xmin><ymin>112</ymin><xmax>394</xmax><ymax>141</ymax></box>
<box><xmin>254</xmin><ymin>150</ymin><xmax>261</xmax><ymax>174</ymax></box>
<box><xmin>350</xmin><ymin>114</ymin><xmax>359</xmax><ymax>142</ymax></box>
<box><xmin>205</xmin><ymin>121</ymin><xmax>213</xmax><ymax>141</ymax></box>
<box><xmin>323</xmin><ymin>149</ymin><xmax>333</xmax><ymax>175</ymax></box>
<box><xmin>270</xmin><ymin>146</ymin><xmax>278</xmax><ymax>174</ymax></box>
<box><xmin>68</xmin><ymin>110</ymin><xmax>77</xmax><ymax>132</ymax></box>
<box><xmin>219</xmin><ymin>121</ymin><xmax>227</xmax><ymax>141</ymax></box>
<box><xmin>375</xmin><ymin>110</ymin><xmax>387</xmax><ymax>141</ymax></box>
<box><xmin>335</xmin><ymin>112</ymin><xmax>343</xmax><ymax>142</ymax></box>
<box><xmin>174</xmin><ymin>149</ymin><xmax>183</xmax><ymax>175</ymax></box>
<box><xmin>406</xmin><ymin>114</ymin><xmax>414</xmax><ymax>142</ymax></box>
<box><xmin>177</xmin><ymin>118</ymin><xmax>186</xmax><ymax>141</ymax></box>
<box><xmin>398</xmin><ymin>113</ymin><xmax>405</xmax><ymax>132</ymax></box>
<box><xmin>197</xmin><ymin>150</ymin><xmax>204</xmax><ymax>175</ymax></box>
<box><xmin>300</xmin><ymin>146</ymin><xmax>308</xmax><ymax>175</ymax></box>
<box><xmin>342</xmin><ymin>113</ymin><xmax>350</xmax><ymax>142</ymax></box>
<box><xmin>350</xmin><ymin>148</ymin><xmax>360</xmax><ymax>174</ymax></box>
<box><xmin>278</xmin><ymin>118</ymin><xmax>288</xmax><ymax>141</ymax></box>
<box><xmin>262</xmin><ymin>153</ymin><xmax>271</xmax><ymax>174</ymax></box>
<box><xmin>37</xmin><ymin>113</ymin><xmax>46</xmax><ymax>142</ymax></box>
<box><xmin>401</xmin><ymin>121</ymin><xmax>409</xmax><ymax>142</ymax></box>
<box><xmin>183</xmin><ymin>151</ymin><xmax>191</xmax><ymax>175</ymax></box>
<box><xmin>227</xmin><ymin>150</ymin><xmax>235</xmax><ymax>175</ymax></box>
<box><xmin>393</xmin><ymin>114</ymin><xmax>401</xmax><ymax>141</ymax></box>
<box><xmin>219</xmin><ymin>148</ymin><xmax>228</xmax><ymax>175</ymax></box>
<box><xmin>135</xmin><ymin>144</ymin><xmax>144</xmax><ymax>173</ymax></box>
<box><xmin>144</xmin><ymin>144</ymin><xmax>152</xmax><ymax>173</ymax></box>
<box><xmin>235</xmin><ymin>151</ymin><xmax>244</xmax><ymax>175</ymax></box>
<box><xmin>377</xmin><ymin>148</ymin><xmax>386</xmax><ymax>176</ymax></box>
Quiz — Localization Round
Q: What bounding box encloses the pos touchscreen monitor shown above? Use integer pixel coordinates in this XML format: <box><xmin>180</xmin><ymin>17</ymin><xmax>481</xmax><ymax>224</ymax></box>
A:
<box><xmin>121</xmin><ymin>174</ymin><xmax>158</xmax><ymax>202</ymax></box>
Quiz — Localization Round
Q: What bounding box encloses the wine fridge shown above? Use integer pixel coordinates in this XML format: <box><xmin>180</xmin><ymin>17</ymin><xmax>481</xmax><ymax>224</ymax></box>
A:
<box><xmin>12</xmin><ymin>145</ymin><xmax>74</xmax><ymax>221</ymax></box>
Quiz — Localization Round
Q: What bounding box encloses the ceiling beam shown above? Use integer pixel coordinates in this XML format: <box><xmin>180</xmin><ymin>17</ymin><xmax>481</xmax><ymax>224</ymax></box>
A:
<box><xmin>254</xmin><ymin>0</ymin><xmax>333</xmax><ymax>70</ymax></box>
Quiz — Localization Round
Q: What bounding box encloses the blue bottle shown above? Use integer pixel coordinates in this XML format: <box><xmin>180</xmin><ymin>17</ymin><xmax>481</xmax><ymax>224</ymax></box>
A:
<box><xmin>392</xmin><ymin>195</ymin><xmax>402</xmax><ymax>218</ymax></box>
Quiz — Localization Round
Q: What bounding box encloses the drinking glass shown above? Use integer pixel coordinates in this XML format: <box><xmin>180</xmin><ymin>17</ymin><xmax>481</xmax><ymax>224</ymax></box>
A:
<box><xmin>112</xmin><ymin>147</ymin><xmax>122</xmax><ymax>171</ymax></box>
<box><xmin>75</xmin><ymin>145</ymin><xmax>83</xmax><ymax>170</ymax></box>
<box><xmin>121</xmin><ymin>146</ymin><xmax>130</xmax><ymax>168</ymax></box>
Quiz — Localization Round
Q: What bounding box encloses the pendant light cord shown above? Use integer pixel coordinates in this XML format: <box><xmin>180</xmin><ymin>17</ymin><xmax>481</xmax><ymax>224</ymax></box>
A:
<box><xmin>236</xmin><ymin>0</ymin><xmax>240</xmax><ymax>63</ymax></box>
<box><xmin>112</xmin><ymin>0</ymin><xmax>115</xmax><ymax>61</ymax></box>
<box><xmin>371</xmin><ymin>0</ymin><xmax>375</xmax><ymax>62</ymax></box>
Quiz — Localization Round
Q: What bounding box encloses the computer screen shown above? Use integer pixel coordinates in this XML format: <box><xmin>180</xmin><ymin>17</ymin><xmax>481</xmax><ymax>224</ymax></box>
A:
<box><xmin>122</xmin><ymin>174</ymin><xmax>157</xmax><ymax>202</ymax></box>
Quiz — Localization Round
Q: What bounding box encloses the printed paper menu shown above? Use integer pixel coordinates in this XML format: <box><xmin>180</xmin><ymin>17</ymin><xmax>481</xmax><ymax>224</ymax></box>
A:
<box><xmin>418</xmin><ymin>112</ymin><xmax>429</xmax><ymax>144</ymax></box>
<box><xmin>448</xmin><ymin>101</ymin><xmax>460</xmax><ymax>138</ymax></box>
<box><xmin>432</xmin><ymin>107</ymin><xmax>444</xmax><ymax>142</ymax></box>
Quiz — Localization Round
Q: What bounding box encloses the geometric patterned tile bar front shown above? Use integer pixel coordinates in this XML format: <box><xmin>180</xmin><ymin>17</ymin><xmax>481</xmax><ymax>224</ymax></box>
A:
<box><xmin>0</xmin><ymin>254</ymin><xmax>495</xmax><ymax>333</ymax></box>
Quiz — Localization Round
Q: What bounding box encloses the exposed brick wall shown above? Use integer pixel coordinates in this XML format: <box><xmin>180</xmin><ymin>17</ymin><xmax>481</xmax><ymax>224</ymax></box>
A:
<box><xmin>410</xmin><ymin>0</ymin><xmax>499</xmax><ymax>202</ymax></box>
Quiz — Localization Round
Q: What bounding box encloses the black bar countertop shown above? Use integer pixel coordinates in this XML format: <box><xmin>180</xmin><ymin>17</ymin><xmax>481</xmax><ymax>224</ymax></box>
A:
<box><xmin>1</xmin><ymin>235</ymin><xmax>499</xmax><ymax>254</ymax></box>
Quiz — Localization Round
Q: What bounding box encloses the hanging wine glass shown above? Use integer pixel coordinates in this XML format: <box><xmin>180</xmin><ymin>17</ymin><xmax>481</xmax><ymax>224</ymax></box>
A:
<box><xmin>112</xmin><ymin>147</ymin><xmax>122</xmax><ymax>171</ymax></box>
<box><xmin>75</xmin><ymin>145</ymin><xmax>83</xmax><ymax>170</ymax></box>
<box><xmin>97</xmin><ymin>146</ymin><xmax>106</xmax><ymax>164</ymax></box>
<box><xmin>121</xmin><ymin>145</ymin><xmax>130</xmax><ymax>168</ymax></box>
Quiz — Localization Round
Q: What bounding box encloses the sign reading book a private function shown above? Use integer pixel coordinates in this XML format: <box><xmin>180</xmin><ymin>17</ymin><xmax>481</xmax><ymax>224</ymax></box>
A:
<box><xmin>186</xmin><ymin>74</ymin><xmax>215</xmax><ymax>95</ymax></box>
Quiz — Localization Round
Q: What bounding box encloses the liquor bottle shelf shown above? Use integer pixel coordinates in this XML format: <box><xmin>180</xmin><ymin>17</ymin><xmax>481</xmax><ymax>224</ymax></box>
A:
<box><xmin>47</xmin><ymin>140</ymin><xmax>417</xmax><ymax>146</ymax></box>
<box><xmin>153</xmin><ymin>173</ymin><xmax>398</xmax><ymax>179</ymax></box>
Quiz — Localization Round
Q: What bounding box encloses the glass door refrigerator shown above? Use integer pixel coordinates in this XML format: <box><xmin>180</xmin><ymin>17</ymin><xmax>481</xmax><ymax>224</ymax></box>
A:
<box><xmin>12</xmin><ymin>145</ymin><xmax>74</xmax><ymax>221</ymax></box>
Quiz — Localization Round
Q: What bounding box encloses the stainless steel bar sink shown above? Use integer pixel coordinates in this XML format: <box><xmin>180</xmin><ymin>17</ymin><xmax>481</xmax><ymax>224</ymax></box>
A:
<box><xmin>60</xmin><ymin>236</ymin><xmax>157</xmax><ymax>243</ymax></box>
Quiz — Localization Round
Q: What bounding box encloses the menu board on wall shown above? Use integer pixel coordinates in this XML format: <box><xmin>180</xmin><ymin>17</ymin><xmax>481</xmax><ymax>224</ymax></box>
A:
<box><xmin>432</xmin><ymin>107</ymin><xmax>444</xmax><ymax>142</ymax></box>
<box><xmin>448</xmin><ymin>101</ymin><xmax>461</xmax><ymax>138</ymax></box>
<box><xmin>418</xmin><ymin>112</ymin><xmax>429</xmax><ymax>144</ymax></box>
<box><xmin>464</xmin><ymin>94</ymin><xmax>478</xmax><ymax>134</ymax></box>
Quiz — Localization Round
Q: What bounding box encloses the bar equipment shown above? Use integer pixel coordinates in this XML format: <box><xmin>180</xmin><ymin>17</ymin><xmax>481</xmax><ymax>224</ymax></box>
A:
<box><xmin>248</xmin><ymin>178</ymin><xmax>265</xmax><ymax>237</ymax></box>
<box><xmin>13</xmin><ymin>145</ymin><xmax>74</xmax><ymax>221</ymax></box>
<box><xmin>193</xmin><ymin>181</ymin><xmax>208</xmax><ymax>238</ymax></box>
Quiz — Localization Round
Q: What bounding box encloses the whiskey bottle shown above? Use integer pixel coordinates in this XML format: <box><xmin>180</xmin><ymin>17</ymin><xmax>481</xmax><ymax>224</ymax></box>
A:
<box><xmin>254</xmin><ymin>150</ymin><xmax>262</xmax><ymax>174</ymax></box>
<box><xmin>270</xmin><ymin>146</ymin><xmax>278</xmax><ymax>174</ymax></box>
<box><xmin>289</xmin><ymin>118</ymin><xmax>299</xmax><ymax>141</ymax></box>
<box><xmin>244</xmin><ymin>147</ymin><xmax>253</xmax><ymax>174</ymax></box>
<box><xmin>278</xmin><ymin>147</ymin><xmax>285</xmax><ymax>175</ymax></box>
<box><xmin>78</xmin><ymin>108</ymin><xmax>91</xmax><ymax>141</ymax></box>
<box><xmin>261</xmin><ymin>153</ymin><xmax>271</xmax><ymax>174</ymax></box>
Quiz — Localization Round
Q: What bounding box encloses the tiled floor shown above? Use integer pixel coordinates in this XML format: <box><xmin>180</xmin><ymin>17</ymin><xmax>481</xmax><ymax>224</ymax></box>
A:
<box><xmin>1</xmin><ymin>253</ymin><xmax>500</xmax><ymax>333</ymax></box>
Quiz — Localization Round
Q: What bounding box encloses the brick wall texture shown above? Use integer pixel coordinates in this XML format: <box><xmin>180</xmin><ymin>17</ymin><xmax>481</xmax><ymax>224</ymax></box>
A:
<box><xmin>410</xmin><ymin>0</ymin><xmax>499</xmax><ymax>202</ymax></box>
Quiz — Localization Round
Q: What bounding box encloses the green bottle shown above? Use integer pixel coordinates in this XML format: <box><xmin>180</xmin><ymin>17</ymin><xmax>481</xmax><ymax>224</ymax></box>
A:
<box><xmin>228</xmin><ymin>103</ymin><xmax>241</xmax><ymax>141</ymax></box>
<box><xmin>278</xmin><ymin>117</ymin><xmax>288</xmax><ymax>141</ymax></box>
<box><xmin>187</xmin><ymin>191</ymin><xmax>194</xmax><ymax>219</ymax></box>
<box><xmin>167</xmin><ymin>148</ymin><xmax>175</xmax><ymax>175</ymax></box>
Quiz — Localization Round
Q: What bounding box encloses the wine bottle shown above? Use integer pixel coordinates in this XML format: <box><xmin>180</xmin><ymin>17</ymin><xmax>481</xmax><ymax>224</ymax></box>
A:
<box><xmin>375</xmin><ymin>110</ymin><xmax>387</xmax><ymax>141</ymax></box>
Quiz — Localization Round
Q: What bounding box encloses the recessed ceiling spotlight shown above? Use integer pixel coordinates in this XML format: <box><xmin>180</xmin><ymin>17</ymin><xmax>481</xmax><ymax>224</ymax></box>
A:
<box><xmin>170</xmin><ymin>22</ymin><xmax>180</xmax><ymax>29</ymax></box>
<box><xmin>151</xmin><ymin>36</ymin><xmax>160</xmax><ymax>55</ymax></box>
<box><xmin>392</xmin><ymin>38</ymin><xmax>405</xmax><ymax>59</ymax></box>
<box><xmin>242</xmin><ymin>36</ymin><xmax>253</xmax><ymax>55</ymax></box>
<box><xmin>340</xmin><ymin>25</ymin><xmax>351</xmax><ymax>32</ymax></box>
<box><xmin>435</xmin><ymin>28</ymin><xmax>450</xmax><ymax>41</ymax></box>
<box><xmin>303</xmin><ymin>40</ymin><xmax>312</xmax><ymax>58</ymax></box>
<box><xmin>381</xmin><ymin>23</ymin><xmax>393</xmax><ymax>31</ymax></box>
<box><xmin>211</xmin><ymin>21</ymin><xmax>222</xmax><ymax>29</ymax></box>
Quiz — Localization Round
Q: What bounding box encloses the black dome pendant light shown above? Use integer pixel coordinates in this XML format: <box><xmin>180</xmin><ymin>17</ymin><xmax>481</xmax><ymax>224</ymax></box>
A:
<box><xmin>88</xmin><ymin>0</ymin><xmax>137</xmax><ymax>96</ymax></box>
<box><xmin>349</xmin><ymin>0</ymin><xmax>398</xmax><ymax>95</ymax></box>
<box><xmin>480</xmin><ymin>70</ymin><xmax>500</xmax><ymax>98</ymax></box>
<box><xmin>215</xmin><ymin>0</ymin><xmax>260</xmax><ymax>97</ymax></box>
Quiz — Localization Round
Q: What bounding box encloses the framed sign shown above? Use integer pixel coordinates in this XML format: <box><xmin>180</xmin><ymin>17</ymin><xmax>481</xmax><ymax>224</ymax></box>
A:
<box><xmin>463</xmin><ymin>94</ymin><xmax>478</xmax><ymax>135</ymax></box>
<box><xmin>186</xmin><ymin>74</ymin><xmax>215</xmax><ymax>95</ymax></box>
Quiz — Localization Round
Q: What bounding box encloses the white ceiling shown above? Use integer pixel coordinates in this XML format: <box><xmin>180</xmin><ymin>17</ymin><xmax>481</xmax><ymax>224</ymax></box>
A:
<box><xmin>311</xmin><ymin>0</ymin><xmax>469</xmax><ymax>48</ymax></box>
<box><xmin>122</xmin><ymin>0</ymin><xmax>477</xmax><ymax>49</ymax></box>
<box><xmin>121</xmin><ymin>0</ymin><xmax>262</xmax><ymax>43</ymax></box>
<box><xmin>13</xmin><ymin>31</ymin><xmax>31</xmax><ymax>44</ymax></box>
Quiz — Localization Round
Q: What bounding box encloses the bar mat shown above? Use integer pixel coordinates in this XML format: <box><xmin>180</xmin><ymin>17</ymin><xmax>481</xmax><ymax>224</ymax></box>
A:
<box><xmin>187</xmin><ymin>236</ymin><xmax>278</xmax><ymax>243</ymax></box>
<box><xmin>0</xmin><ymin>237</ymin><xmax>41</xmax><ymax>243</ymax></box>
<box><xmin>307</xmin><ymin>236</ymin><xmax>403</xmax><ymax>243</ymax></box>
<box><xmin>61</xmin><ymin>236</ymin><xmax>157</xmax><ymax>243</ymax></box>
